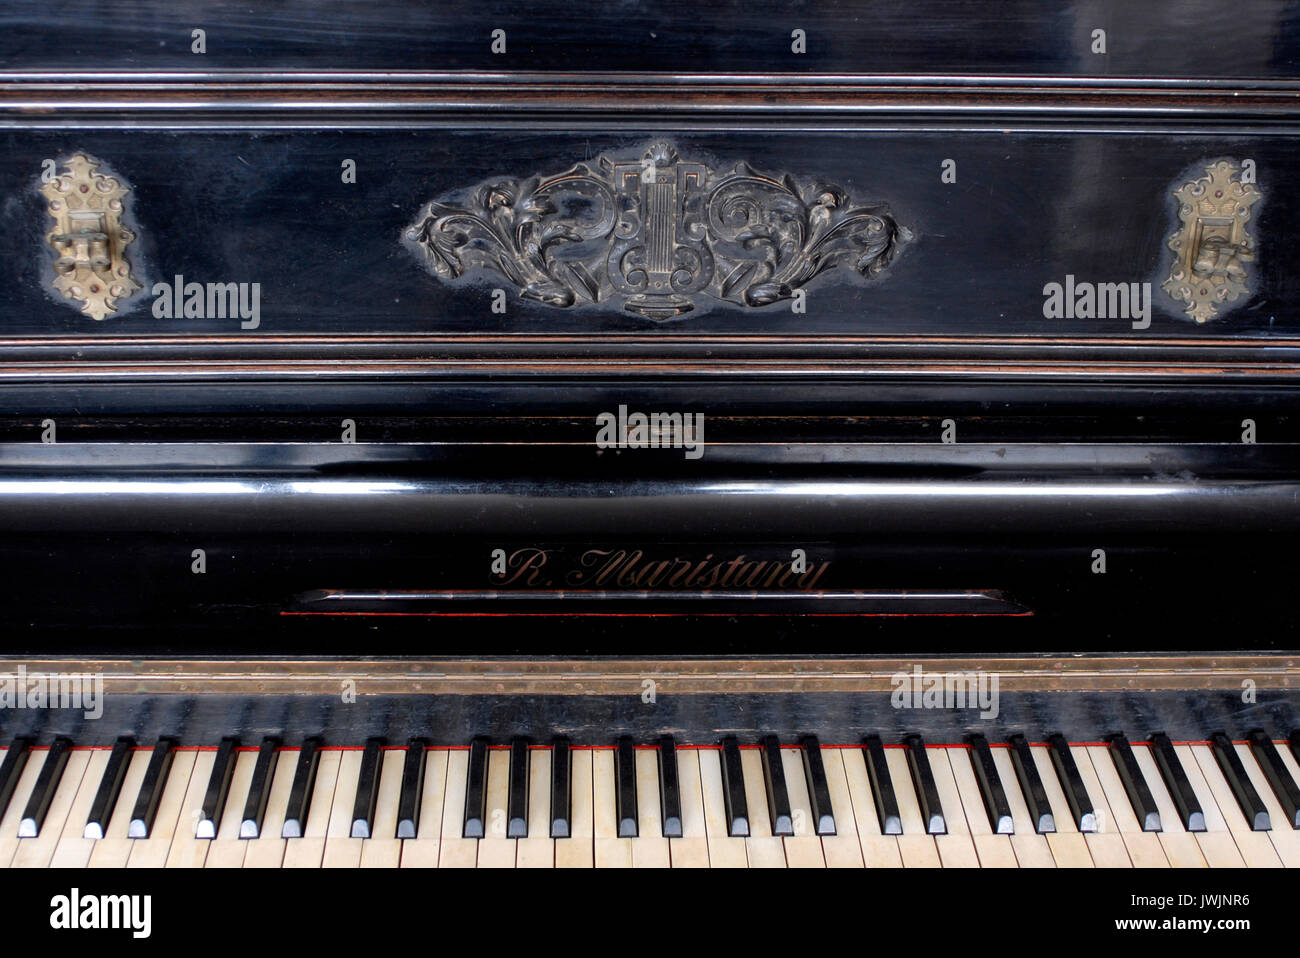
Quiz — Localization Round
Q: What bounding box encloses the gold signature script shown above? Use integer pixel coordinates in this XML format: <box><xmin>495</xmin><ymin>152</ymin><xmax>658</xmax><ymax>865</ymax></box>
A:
<box><xmin>494</xmin><ymin>547</ymin><xmax>831</xmax><ymax>592</ymax></box>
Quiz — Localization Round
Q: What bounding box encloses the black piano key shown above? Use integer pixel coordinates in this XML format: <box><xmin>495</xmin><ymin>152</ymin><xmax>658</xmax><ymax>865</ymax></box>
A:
<box><xmin>861</xmin><ymin>734</ymin><xmax>902</xmax><ymax>835</ymax></box>
<box><xmin>128</xmin><ymin>738</ymin><xmax>176</xmax><ymax>839</ymax></box>
<box><xmin>657</xmin><ymin>736</ymin><xmax>683</xmax><ymax>838</ymax></box>
<box><xmin>1046</xmin><ymin>733</ymin><xmax>1097</xmax><ymax>832</ymax></box>
<box><xmin>904</xmin><ymin>734</ymin><xmax>946</xmax><ymax>835</ymax></box>
<box><xmin>760</xmin><ymin>735</ymin><xmax>794</xmax><ymax>836</ymax></box>
<box><xmin>1149</xmin><ymin>732</ymin><xmax>1205</xmax><ymax>832</ymax></box>
<box><xmin>1290</xmin><ymin>729</ymin><xmax>1300</xmax><ymax>769</ymax></box>
<box><xmin>463</xmin><ymin>737</ymin><xmax>489</xmax><ymax>839</ymax></box>
<box><xmin>350</xmin><ymin>737</ymin><xmax>384</xmax><ymax>839</ymax></box>
<box><xmin>1248</xmin><ymin>730</ymin><xmax>1300</xmax><ymax>829</ymax></box>
<box><xmin>1008</xmin><ymin>733</ymin><xmax>1055</xmax><ymax>834</ymax></box>
<box><xmin>281</xmin><ymin>737</ymin><xmax>321</xmax><ymax>839</ymax></box>
<box><xmin>720</xmin><ymin>736</ymin><xmax>749</xmax><ymax>837</ymax></box>
<box><xmin>966</xmin><ymin>734</ymin><xmax>1014</xmax><ymax>834</ymax></box>
<box><xmin>0</xmin><ymin>737</ymin><xmax>32</xmax><ymax>820</ymax></box>
<box><xmin>1107</xmin><ymin>735</ymin><xmax>1161</xmax><ymax>832</ymax></box>
<box><xmin>613</xmin><ymin>736</ymin><xmax>638</xmax><ymax>838</ymax></box>
<box><xmin>798</xmin><ymin>735</ymin><xmax>836</xmax><ymax>836</ymax></box>
<box><xmin>508</xmin><ymin>737</ymin><xmax>531</xmax><ymax>839</ymax></box>
<box><xmin>616</xmin><ymin>738</ymin><xmax>642</xmax><ymax>831</ymax></box>
<box><xmin>239</xmin><ymin>736</ymin><xmax>280</xmax><ymax>839</ymax></box>
<box><xmin>550</xmin><ymin>736</ymin><xmax>571</xmax><ymax>839</ymax></box>
<box><xmin>19</xmin><ymin>737</ymin><xmax>73</xmax><ymax>838</ymax></box>
<box><xmin>197</xmin><ymin>736</ymin><xmax>239</xmax><ymax>839</ymax></box>
<box><xmin>396</xmin><ymin>738</ymin><xmax>427</xmax><ymax>839</ymax></box>
<box><xmin>85</xmin><ymin>736</ymin><xmax>134</xmax><ymax>840</ymax></box>
<box><xmin>1210</xmin><ymin>732</ymin><xmax>1270</xmax><ymax>831</ymax></box>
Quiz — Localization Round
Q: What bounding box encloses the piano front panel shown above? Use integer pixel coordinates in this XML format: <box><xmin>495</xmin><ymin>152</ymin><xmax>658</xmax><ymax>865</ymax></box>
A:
<box><xmin>0</xmin><ymin>1</ymin><xmax>1298</xmax><ymax>876</ymax></box>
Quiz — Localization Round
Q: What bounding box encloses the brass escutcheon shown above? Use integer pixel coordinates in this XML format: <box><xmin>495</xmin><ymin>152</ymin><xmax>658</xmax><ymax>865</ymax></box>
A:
<box><xmin>40</xmin><ymin>153</ymin><xmax>141</xmax><ymax>320</ymax></box>
<box><xmin>1163</xmin><ymin>159</ymin><xmax>1262</xmax><ymax>324</ymax></box>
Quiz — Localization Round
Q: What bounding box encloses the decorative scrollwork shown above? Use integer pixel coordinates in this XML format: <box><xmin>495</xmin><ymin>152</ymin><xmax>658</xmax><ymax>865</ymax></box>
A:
<box><xmin>406</xmin><ymin>143</ymin><xmax>910</xmax><ymax>320</ymax></box>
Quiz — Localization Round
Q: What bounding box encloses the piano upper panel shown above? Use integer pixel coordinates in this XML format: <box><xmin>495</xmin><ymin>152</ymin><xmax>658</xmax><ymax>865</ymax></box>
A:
<box><xmin>0</xmin><ymin>0</ymin><xmax>1296</xmax><ymax>77</ymax></box>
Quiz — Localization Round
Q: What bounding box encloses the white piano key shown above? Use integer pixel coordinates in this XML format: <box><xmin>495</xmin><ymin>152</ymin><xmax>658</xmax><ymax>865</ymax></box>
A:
<box><xmin>990</xmin><ymin>745</ymin><xmax>1054</xmax><ymax>868</ymax></box>
<box><xmin>1153</xmin><ymin>743</ymin><xmax>1233</xmax><ymax>866</ymax></box>
<box><xmin>781</xmin><ymin>747</ymin><xmax>825</xmax><ymax>868</ymax></box>
<box><xmin>11</xmin><ymin>748</ymin><xmax>89</xmax><ymax>868</ymax></box>
<box><xmin>88</xmin><ymin>746</ymin><xmax>151</xmax><ymax>868</ymax></box>
<box><xmin>943</xmin><ymin>746</ymin><xmax>1016</xmax><ymax>868</ymax></box>
<box><xmin>322</xmin><ymin>748</ymin><xmax>364</xmax><ymax>868</ymax></box>
<box><xmin>282</xmin><ymin>749</ymin><xmax>341</xmax><ymax>869</ymax></box>
<box><xmin>740</xmin><ymin>747</ymin><xmax>785</xmax><ymax>867</ymax></box>
<box><xmin>668</xmin><ymin>747</ymin><xmax>710</xmax><ymax>868</ymax></box>
<box><xmin>1082</xmin><ymin>746</ymin><xmax>1168</xmax><ymax>868</ymax></box>
<box><xmin>553</xmin><ymin>748</ymin><xmax>593</xmax><ymax>868</ymax></box>
<box><xmin>1185</xmin><ymin>744</ymin><xmax>1278</xmax><ymax>867</ymax></box>
<box><xmin>400</xmin><ymin>748</ymin><xmax>449</xmax><ymax>868</ymax></box>
<box><xmin>925</xmin><ymin>749</ymin><xmax>980</xmax><ymax>867</ymax></box>
<box><xmin>49</xmin><ymin>748</ymin><xmax>113</xmax><ymax>868</ymax></box>
<box><xmin>632</xmin><ymin>747</ymin><xmax>670</xmax><ymax>868</ymax></box>
<box><xmin>437</xmin><ymin>749</ymin><xmax>478</xmax><ymax>867</ymax></box>
<box><xmin>698</xmin><ymin>747</ymin><xmax>748</xmax><ymax>867</ymax></box>
<box><xmin>165</xmin><ymin>749</ymin><xmax>216</xmax><ymax>868</ymax></box>
<box><xmin>477</xmin><ymin>747</ymin><xmax>517</xmax><ymax>868</ymax></box>
<box><xmin>1118</xmin><ymin>744</ymin><xmax>1213</xmax><ymax>867</ymax></box>
<box><xmin>360</xmin><ymin>748</ymin><xmax>405</xmax><ymax>868</ymax></box>
<box><xmin>205</xmin><ymin>749</ymin><xmax>258</xmax><ymax>868</ymax></box>
<box><xmin>0</xmin><ymin>748</ymin><xmax>44</xmax><ymax>869</ymax></box>
<box><xmin>593</xmin><ymin>747</ymin><xmax>632</xmax><ymax>868</ymax></box>
<box><xmin>1029</xmin><ymin>745</ymin><xmax>1093</xmax><ymax>867</ymax></box>
<box><xmin>817</xmin><ymin>748</ymin><xmax>865</xmax><ymax>868</ymax></box>
<box><xmin>839</xmin><ymin>746</ymin><xmax>902</xmax><ymax>867</ymax></box>
<box><xmin>516</xmin><ymin>747</ymin><xmax>554</xmax><ymax>868</ymax></box>
<box><xmin>126</xmin><ymin>751</ymin><xmax>197</xmax><ymax>868</ymax></box>
<box><xmin>244</xmin><ymin>747</ymin><xmax>295</xmax><ymax>868</ymax></box>
<box><xmin>883</xmin><ymin>746</ymin><xmax>940</xmax><ymax>867</ymax></box>
<box><xmin>1065</xmin><ymin>744</ymin><xmax>1130</xmax><ymax>867</ymax></box>
<box><xmin>1233</xmin><ymin>741</ymin><xmax>1300</xmax><ymax>867</ymax></box>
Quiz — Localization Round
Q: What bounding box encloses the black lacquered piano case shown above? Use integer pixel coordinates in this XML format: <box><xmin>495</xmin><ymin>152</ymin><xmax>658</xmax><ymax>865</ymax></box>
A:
<box><xmin>0</xmin><ymin>0</ymin><xmax>1297</xmax><ymax>876</ymax></box>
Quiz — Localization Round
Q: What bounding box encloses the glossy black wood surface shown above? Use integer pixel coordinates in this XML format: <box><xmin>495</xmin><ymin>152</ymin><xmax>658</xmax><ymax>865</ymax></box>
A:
<box><xmin>0</xmin><ymin>128</ymin><xmax>1296</xmax><ymax>341</ymax></box>
<box><xmin>0</xmin><ymin>0</ymin><xmax>1296</xmax><ymax>77</ymax></box>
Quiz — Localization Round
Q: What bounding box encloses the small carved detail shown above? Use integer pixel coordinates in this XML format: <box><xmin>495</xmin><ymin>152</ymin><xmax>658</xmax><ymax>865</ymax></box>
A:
<box><xmin>406</xmin><ymin>142</ymin><xmax>910</xmax><ymax>320</ymax></box>
<box><xmin>1163</xmin><ymin>159</ymin><xmax>1261</xmax><ymax>324</ymax></box>
<box><xmin>40</xmin><ymin>154</ymin><xmax>141</xmax><ymax>320</ymax></box>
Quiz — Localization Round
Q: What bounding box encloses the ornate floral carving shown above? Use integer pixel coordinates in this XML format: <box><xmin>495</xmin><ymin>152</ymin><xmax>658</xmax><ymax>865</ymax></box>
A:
<box><xmin>1163</xmin><ymin>159</ymin><xmax>1261</xmax><ymax>324</ymax></box>
<box><xmin>406</xmin><ymin>143</ymin><xmax>910</xmax><ymax>320</ymax></box>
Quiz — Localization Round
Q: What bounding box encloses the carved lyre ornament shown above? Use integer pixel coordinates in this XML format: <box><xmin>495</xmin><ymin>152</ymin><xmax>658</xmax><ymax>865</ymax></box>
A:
<box><xmin>406</xmin><ymin>142</ymin><xmax>910</xmax><ymax>320</ymax></box>
<box><xmin>1162</xmin><ymin>160</ymin><xmax>1261</xmax><ymax>324</ymax></box>
<box><xmin>40</xmin><ymin>154</ymin><xmax>141</xmax><ymax>320</ymax></box>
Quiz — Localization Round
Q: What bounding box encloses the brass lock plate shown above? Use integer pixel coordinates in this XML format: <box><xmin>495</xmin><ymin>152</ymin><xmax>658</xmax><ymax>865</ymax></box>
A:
<box><xmin>1163</xmin><ymin>159</ymin><xmax>1261</xmax><ymax>324</ymax></box>
<box><xmin>40</xmin><ymin>153</ymin><xmax>141</xmax><ymax>320</ymax></box>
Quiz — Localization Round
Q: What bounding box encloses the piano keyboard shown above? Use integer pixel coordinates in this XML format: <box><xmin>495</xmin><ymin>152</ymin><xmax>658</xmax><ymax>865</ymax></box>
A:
<box><xmin>3</xmin><ymin>732</ymin><xmax>1299</xmax><ymax>868</ymax></box>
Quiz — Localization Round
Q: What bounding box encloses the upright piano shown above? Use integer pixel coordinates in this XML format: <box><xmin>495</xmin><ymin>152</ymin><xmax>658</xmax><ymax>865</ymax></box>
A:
<box><xmin>0</xmin><ymin>0</ymin><xmax>1298</xmax><ymax>870</ymax></box>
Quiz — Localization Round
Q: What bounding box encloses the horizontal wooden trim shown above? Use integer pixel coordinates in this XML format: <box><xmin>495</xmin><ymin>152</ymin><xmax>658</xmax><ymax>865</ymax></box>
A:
<box><xmin>0</xmin><ymin>335</ymin><xmax>1297</xmax><ymax>383</ymax></box>
<box><xmin>1</xmin><ymin>76</ymin><xmax>1297</xmax><ymax>119</ymax></box>
<box><xmin>1</xmin><ymin>655</ymin><xmax>1294</xmax><ymax>695</ymax></box>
